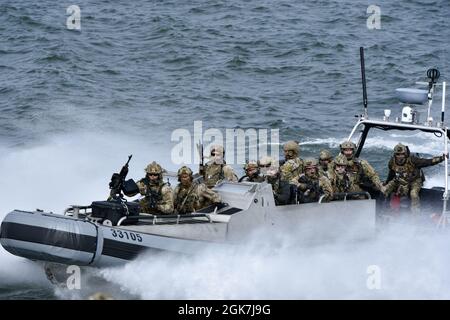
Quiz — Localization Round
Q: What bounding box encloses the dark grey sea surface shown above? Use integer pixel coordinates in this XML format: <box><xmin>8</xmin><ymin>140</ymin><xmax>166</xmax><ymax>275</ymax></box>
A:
<box><xmin>0</xmin><ymin>0</ymin><xmax>449</xmax><ymax>299</ymax></box>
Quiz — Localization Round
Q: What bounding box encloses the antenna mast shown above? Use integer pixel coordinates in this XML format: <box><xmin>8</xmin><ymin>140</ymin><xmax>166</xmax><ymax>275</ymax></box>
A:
<box><xmin>360</xmin><ymin>47</ymin><xmax>368</xmax><ymax>119</ymax></box>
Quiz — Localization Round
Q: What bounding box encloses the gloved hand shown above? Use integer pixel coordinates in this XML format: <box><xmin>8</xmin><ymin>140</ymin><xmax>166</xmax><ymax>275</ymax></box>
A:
<box><xmin>379</xmin><ymin>185</ymin><xmax>388</xmax><ymax>197</ymax></box>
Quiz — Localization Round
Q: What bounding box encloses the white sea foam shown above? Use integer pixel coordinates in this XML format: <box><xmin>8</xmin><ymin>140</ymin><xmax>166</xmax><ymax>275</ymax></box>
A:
<box><xmin>1</xmin><ymin>130</ymin><xmax>449</xmax><ymax>299</ymax></box>
<box><xmin>98</xmin><ymin>223</ymin><xmax>450</xmax><ymax>299</ymax></box>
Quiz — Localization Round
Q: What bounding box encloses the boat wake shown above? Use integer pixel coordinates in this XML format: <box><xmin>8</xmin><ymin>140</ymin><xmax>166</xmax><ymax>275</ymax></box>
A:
<box><xmin>94</xmin><ymin>223</ymin><xmax>450</xmax><ymax>299</ymax></box>
<box><xmin>0</xmin><ymin>130</ymin><xmax>448</xmax><ymax>299</ymax></box>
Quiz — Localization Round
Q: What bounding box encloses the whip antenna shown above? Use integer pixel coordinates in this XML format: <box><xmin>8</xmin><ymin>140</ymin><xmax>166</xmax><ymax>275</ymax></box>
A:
<box><xmin>360</xmin><ymin>47</ymin><xmax>368</xmax><ymax>118</ymax></box>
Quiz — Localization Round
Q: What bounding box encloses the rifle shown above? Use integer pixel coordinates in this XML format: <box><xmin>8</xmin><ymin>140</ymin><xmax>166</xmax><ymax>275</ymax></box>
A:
<box><xmin>297</xmin><ymin>176</ymin><xmax>320</xmax><ymax>203</ymax></box>
<box><xmin>109</xmin><ymin>155</ymin><xmax>133</xmax><ymax>200</ymax></box>
<box><xmin>333</xmin><ymin>174</ymin><xmax>351</xmax><ymax>200</ymax></box>
<box><xmin>145</xmin><ymin>187</ymin><xmax>162</xmax><ymax>209</ymax></box>
<box><xmin>306</xmin><ymin>181</ymin><xmax>320</xmax><ymax>196</ymax></box>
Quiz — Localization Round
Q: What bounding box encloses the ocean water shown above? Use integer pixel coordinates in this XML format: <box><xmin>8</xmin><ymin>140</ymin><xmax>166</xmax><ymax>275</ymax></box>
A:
<box><xmin>0</xmin><ymin>0</ymin><xmax>449</xmax><ymax>299</ymax></box>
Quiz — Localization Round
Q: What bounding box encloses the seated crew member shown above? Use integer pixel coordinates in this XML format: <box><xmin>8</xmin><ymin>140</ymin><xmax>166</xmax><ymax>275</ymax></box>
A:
<box><xmin>173</xmin><ymin>166</ymin><xmax>222</xmax><ymax>214</ymax></box>
<box><xmin>291</xmin><ymin>158</ymin><xmax>333</xmax><ymax>203</ymax></box>
<box><xmin>329</xmin><ymin>154</ymin><xmax>361</xmax><ymax>200</ymax></box>
<box><xmin>136</xmin><ymin>161</ymin><xmax>174</xmax><ymax>214</ymax></box>
<box><xmin>329</xmin><ymin>141</ymin><xmax>386</xmax><ymax>195</ymax></box>
<box><xmin>239</xmin><ymin>160</ymin><xmax>265</xmax><ymax>182</ymax></box>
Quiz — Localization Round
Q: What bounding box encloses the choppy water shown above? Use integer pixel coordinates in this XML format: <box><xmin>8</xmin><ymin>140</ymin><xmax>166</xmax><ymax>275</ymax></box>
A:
<box><xmin>0</xmin><ymin>0</ymin><xmax>449</xmax><ymax>299</ymax></box>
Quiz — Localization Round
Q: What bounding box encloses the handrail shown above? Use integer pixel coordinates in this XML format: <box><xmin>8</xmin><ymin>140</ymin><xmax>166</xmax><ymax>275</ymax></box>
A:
<box><xmin>318</xmin><ymin>195</ymin><xmax>327</xmax><ymax>204</ymax></box>
<box><xmin>333</xmin><ymin>192</ymin><xmax>371</xmax><ymax>201</ymax></box>
<box><xmin>64</xmin><ymin>205</ymin><xmax>91</xmax><ymax>218</ymax></box>
<box><xmin>318</xmin><ymin>192</ymin><xmax>371</xmax><ymax>203</ymax></box>
<box><xmin>117</xmin><ymin>213</ymin><xmax>211</xmax><ymax>226</ymax></box>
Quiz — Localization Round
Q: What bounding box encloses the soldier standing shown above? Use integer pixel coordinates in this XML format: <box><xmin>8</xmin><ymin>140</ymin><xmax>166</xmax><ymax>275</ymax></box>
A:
<box><xmin>201</xmin><ymin>144</ymin><xmax>238</xmax><ymax>188</ymax></box>
<box><xmin>318</xmin><ymin>149</ymin><xmax>333</xmax><ymax>178</ymax></box>
<box><xmin>136</xmin><ymin>161</ymin><xmax>174</xmax><ymax>214</ymax></box>
<box><xmin>173</xmin><ymin>166</ymin><xmax>222</xmax><ymax>214</ymax></box>
<box><xmin>291</xmin><ymin>158</ymin><xmax>333</xmax><ymax>203</ymax></box>
<box><xmin>384</xmin><ymin>143</ymin><xmax>447</xmax><ymax>213</ymax></box>
<box><xmin>280</xmin><ymin>140</ymin><xmax>304</xmax><ymax>182</ymax></box>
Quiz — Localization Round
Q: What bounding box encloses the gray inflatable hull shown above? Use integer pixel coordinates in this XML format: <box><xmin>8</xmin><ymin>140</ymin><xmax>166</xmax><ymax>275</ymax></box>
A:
<box><xmin>0</xmin><ymin>182</ymin><xmax>377</xmax><ymax>267</ymax></box>
<box><xmin>0</xmin><ymin>210</ymin><xmax>229</xmax><ymax>267</ymax></box>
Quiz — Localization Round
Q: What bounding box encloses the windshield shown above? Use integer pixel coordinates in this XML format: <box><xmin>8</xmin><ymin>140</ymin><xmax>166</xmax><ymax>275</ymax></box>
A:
<box><xmin>351</xmin><ymin>125</ymin><xmax>446</xmax><ymax>185</ymax></box>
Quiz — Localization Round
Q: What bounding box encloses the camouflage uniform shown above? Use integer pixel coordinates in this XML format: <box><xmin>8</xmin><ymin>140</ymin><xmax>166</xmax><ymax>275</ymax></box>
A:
<box><xmin>329</xmin><ymin>141</ymin><xmax>384</xmax><ymax>193</ymax></box>
<box><xmin>384</xmin><ymin>143</ymin><xmax>446</xmax><ymax>212</ymax></box>
<box><xmin>280</xmin><ymin>140</ymin><xmax>304</xmax><ymax>182</ymax></box>
<box><xmin>292</xmin><ymin>158</ymin><xmax>333</xmax><ymax>203</ymax></box>
<box><xmin>136</xmin><ymin>161</ymin><xmax>174</xmax><ymax>214</ymax></box>
<box><xmin>318</xmin><ymin>149</ymin><xmax>333</xmax><ymax>178</ymax></box>
<box><xmin>328</xmin><ymin>154</ymin><xmax>361</xmax><ymax>199</ymax></box>
<box><xmin>173</xmin><ymin>166</ymin><xmax>222</xmax><ymax>214</ymax></box>
<box><xmin>203</xmin><ymin>145</ymin><xmax>238</xmax><ymax>188</ymax></box>
<box><xmin>239</xmin><ymin>160</ymin><xmax>265</xmax><ymax>182</ymax></box>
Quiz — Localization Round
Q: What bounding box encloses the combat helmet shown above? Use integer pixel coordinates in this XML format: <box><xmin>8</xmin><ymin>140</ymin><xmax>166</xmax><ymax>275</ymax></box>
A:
<box><xmin>145</xmin><ymin>161</ymin><xmax>163</xmax><ymax>177</ymax></box>
<box><xmin>394</xmin><ymin>143</ymin><xmax>408</xmax><ymax>155</ymax></box>
<box><xmin>177</xmin><ymin>166</ymin><xmax>193</xmax><ymax>176</ymax></box>
<box><xmin>283</xmin><ymin>140</ymin><xmax>300</xmax><ymax>156</ymax></box>
<box><xmin>177</xmin><ymin>166</ymin><xmax>193</xmax><ymax>182</ymax></box>
<box><xmin>334</xmin><ymin>154</ymin><xmax>349</xmax><ymax>166</ymax></box>
<box><xmin>304</xmin><ymin>158</ymin><xmax>318</xmax><ymax>169</ymax></box>
<box><xmin>319</xmin><ymin>149</ymin><xmax>332</xmax><ymax>161</ymax></box>
<box><xmin>340</xmin><ymin>141</ymin><xmax>356</xmax><ymax>151</ymax></box>
<box><xmin>244</xmin><ymin>160</ymin><xmax>259</xmax><ymax>171</ymax></box>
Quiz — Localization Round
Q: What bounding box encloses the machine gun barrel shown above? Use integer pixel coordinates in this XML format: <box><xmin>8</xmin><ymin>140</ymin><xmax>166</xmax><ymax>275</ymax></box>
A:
<box><xmin>109</xmin><ymin>155</ymin><xmax>133</xmax><ymax>199</ymax></box>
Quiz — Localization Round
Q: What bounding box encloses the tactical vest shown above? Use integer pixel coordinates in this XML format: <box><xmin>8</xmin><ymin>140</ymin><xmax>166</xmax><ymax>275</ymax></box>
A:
<box><xmin>137</xmin><ymin>178</ymin><xmax>168</xmax><ymax>214</ymax></box>
<box><xmin>280</xmin><ymin>158</ymin><xmax>304</xmax><ymax>181</ymax></box>
<box><xmin>204</xmin><ymin>163</ymin><xmax>224</xmax><ymax>188</ymax></box>
<box><xmin>174</xmin><ymin>183</ymin><xmax>199</xmax><ymax>214</ymax></box>
<box><xmin>388</xmin><ymin>157</ymin><xmax>423</xmax><ymax>183</ymax></box>
<box><xmin>349</xmin><ymin>158</ymin><xmax>380</xmax><ymax>191</ymax></box>
<box><xmin>333</xmin><ymin>173</ymin><xmax>351</xmax><ymax>193</ymax></box>
<box><xmin>346</xmin><ymin>159</ymin><xmax>363</xmax><ymax>182</ymax></box>
<box><xmin>141</xmin><ymin>178</ymin><xmax>165</xmax><ymax>201</ymax></box>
